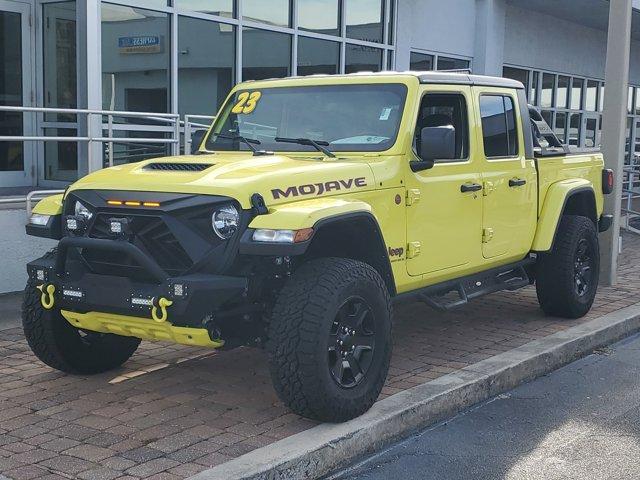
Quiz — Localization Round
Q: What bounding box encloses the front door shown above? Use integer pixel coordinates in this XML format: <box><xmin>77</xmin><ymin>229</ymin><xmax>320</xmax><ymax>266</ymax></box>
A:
<box><xmin>0</xmin><ymin>0</ymin><xmax>33</xmax><ymax>187</ymax></box>
<box><xmin>405</xmin><ymin>85</ymin><xmax>483</xmax><ymax>279</ymax></box>
<box><xmin>475</xmin><ymin>88</ymin><xmax>537</xmax><ymax>260</ymax></box>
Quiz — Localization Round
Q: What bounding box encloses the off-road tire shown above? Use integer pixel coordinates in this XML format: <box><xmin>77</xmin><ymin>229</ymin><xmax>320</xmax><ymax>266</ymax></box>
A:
<box><xmin>267</xmin><ymin>257</ymin><xmax>392</xmax><ymax>423</ymax></box>
<box><xmin>536</xmin><ymin>215</ymin><xmax>600</xmax><ymax>318</ymax></box>
<box><xmin>22</xmin><ymin>249</ymin><xmax>141</xmax><ymax>374</ymax></box>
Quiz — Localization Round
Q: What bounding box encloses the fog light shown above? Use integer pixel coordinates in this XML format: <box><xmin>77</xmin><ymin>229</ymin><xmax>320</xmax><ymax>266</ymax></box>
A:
<box><xmin>110</xmin><ymin>221</ymin><xmax>122</xmax><ymax>234</ymax></box>
<box><xmin>66</xmin><ymin>218</ymin><xmax>78</xmax><ymax>231</ymax></box>
<box><xmin>62</xmin><ymin>288</ymin><xmax>83</xmax><ymax>298</ymax></box>
<box><xmin>173</xmin><ymin>284</ymin><xmax>185</xmax><ymax>297</ymax></box>
<box><xmin>131</xmin><ymin>296</ymin><xmax>153</xmax><ymax>307</ymax></box>
<box><xmin>29</xmin><ymin>214</ymin><xmax>50</xmax><ymax>226</ymax></box>
<box><xmin>36</xmin><ymin>269</ymin><xmax>46</xmax><ymax>282</ymax></box>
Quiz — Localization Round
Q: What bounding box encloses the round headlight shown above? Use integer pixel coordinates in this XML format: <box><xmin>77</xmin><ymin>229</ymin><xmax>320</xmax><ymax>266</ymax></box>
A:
<box><xmin>74</xmin><ymin>201</ymin><xmax>93</xmax><ymax>220</ymax></box>
<box><xmin>212</xmin><ymin>204</ymin><xmax>239</xmax><ymax>239</ymax></box>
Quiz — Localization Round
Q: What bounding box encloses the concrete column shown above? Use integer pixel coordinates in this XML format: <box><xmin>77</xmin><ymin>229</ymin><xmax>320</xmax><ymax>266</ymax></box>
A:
<box><xmin>600</xmin><ymin>0</ymin><xmax>632</xmax><ymax>286</ymax></box>
<box><xmin>473</xmin><ymin>0</ymin><xmax>506</xmax><ymax>76</ymax></box>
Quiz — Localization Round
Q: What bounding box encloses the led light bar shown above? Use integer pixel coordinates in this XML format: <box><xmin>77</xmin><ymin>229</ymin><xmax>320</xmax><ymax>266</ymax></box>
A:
<box><xmin>131</xmin><ymin>297</ymin><xmax>153</xmax><ymax>307</ymax></box>
<box><xmin>62</xmin><ymin>288</ymin><xmax>83</xmax><ymax>298</ymax></box>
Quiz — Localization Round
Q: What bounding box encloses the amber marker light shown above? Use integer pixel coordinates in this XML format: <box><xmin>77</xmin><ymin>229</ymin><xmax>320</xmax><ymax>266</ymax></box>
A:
<box><xmin>293</xmin><ymin>228</ymin><xmax>314</xmax><ymax>243</ymax></box>
<box><xmin>143</xmin><ymin>202</ymin><xmax>161</xmax><ymax>207</ymax></box>
<box><xmin>124</xmin><ymin>201</ymin><xmax>141</xmax><ymax>206</ymax></box>
<box><xmin>107</xmin><ymin>200</ymin><xmax>123</xmax><ymax>206</ymax></box>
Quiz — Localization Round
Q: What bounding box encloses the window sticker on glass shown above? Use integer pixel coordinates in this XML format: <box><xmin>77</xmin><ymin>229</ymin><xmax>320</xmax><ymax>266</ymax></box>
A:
<box><xmin>379</xmin><ymin>107</ymin><xmax>392</xmax><ymax>120</ymax></box>
<box><xmin>231</xmin><ymin>91</ymin><xmax>262</xmax><ymax>114</ymax></box>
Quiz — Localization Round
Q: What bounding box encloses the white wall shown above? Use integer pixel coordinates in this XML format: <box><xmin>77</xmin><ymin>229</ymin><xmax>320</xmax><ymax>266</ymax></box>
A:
<box><xmin>0</xmin><ymin>210</ymin><xmax>56</xmax><ymax>294</ymax></box>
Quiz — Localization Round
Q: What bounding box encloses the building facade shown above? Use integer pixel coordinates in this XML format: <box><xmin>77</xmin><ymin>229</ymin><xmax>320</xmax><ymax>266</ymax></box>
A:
<box><xmin>2</xmin><ymin>0</ymin><xmax>640</xmax><ymax>191</ymax></box>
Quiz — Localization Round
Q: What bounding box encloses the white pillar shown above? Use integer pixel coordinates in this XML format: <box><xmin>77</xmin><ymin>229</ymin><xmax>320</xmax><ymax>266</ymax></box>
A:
<box><xmin>473</xmin><ymin>0</ymin><xmax>506</xmax><ymax>76</ymax></box>
<box><xmin>85</xmin><ymin>0</ymin><xmax>103</xmax><ymax>173</ymax></box>
<box><xmin>600</xmin><ymin>0</ymin><xmax>633</xmax><ymax>286</ymax></box>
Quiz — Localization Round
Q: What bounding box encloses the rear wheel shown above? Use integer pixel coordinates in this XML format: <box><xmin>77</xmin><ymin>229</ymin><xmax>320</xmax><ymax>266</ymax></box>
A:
<box><xmin>267</xmin><ymin>257</ymin><xmax>392</xmax><ymax>422</ymax></box>
<box><xmin>22</xmin><ymin>250</ymin><xmax>140</xmax><ymax>374</ymax></box>
<box><xmin>536</xmin><ymin>215</ymin><xmax>599</xmax><ymax>318</ymax></box>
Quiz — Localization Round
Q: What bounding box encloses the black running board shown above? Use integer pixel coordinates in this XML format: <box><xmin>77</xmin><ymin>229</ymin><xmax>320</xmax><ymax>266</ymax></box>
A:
<box><xmin>395</xmin><ymin>258</ymin><xmax>534</xmax><ymax>311</ymax></box>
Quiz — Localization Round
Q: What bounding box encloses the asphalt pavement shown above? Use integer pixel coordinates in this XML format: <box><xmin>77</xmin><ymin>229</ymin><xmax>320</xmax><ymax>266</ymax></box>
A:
<box><xmin>328</xmin><ymin>332</ymin><xmax>640</xmax><ymax>480</ymax></box>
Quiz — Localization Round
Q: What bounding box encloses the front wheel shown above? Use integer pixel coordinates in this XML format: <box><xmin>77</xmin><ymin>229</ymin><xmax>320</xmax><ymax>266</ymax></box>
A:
<box><xmin>22</xmin><ymin>253</ymin><xmax>140</xmax><ymax>374</ymax></box>
<box><xmin>536</xmin><ymin>215</ymin><xmax>600</xmax><ymax>318</ymax></box>
<box><xmin>267</xmin><ymin>258</ymin><xmax>392</xmax><ymax>422</ymax></box>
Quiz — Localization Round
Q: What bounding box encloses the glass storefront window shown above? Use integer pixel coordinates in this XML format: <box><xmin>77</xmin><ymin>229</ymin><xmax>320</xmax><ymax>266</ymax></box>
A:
<box><xmin>585</xmin><ymin>80</ymin><xmax>598</xmax><ymax>111</ymax></box>
<box><xmin>345</xmin><ymin>44</ymin><xmax>382</xmax><ymax>74</ymax></box>
<box><xmin>0</xmin><ymin>10</ymin><xmax>24</xmax><ymax>173</ymax></box>
<box><xmin>176</xmin><ymin>0</ymin><xmax>234</xmax><ymax>17</ymax></box>
<box><xmin>628</xmin><ymin>86</ymin><xmax>635</xmax><ymax>114</ymax></box>
<box><xmin>635</xmin><ymin>87</ymin><xmax>640</xmax><ymax>116</ymax></box>
<box><xmin>298</xmin><ymin>0</ymin><xmax>339</xmax><ymax>36</ymax></box>
<box><xmin>178</xmin><ymin>17</ymin><xmax>235</xmax><ymax>117</ymax></box>
<box><xmin>541</xmin><ymin>73</ymin><xmax>554</xmax><ymax>108</ymax></box>
<box><xmin>297</xmin><ymin>37</ymin><xmax>339</xmax><ymax>76</ymax></box>
<box><xmin>346</xmin><ymin>0</ymin><xmax>383</xmax><ymax>43</ymax></box>
<box><xmin>556</xmin><ymin>75</ymin><xmax>569</xmax><ymax>108</ymax></box>
<box><xmin>44</xmin><ymin>128</ymin><xmax>77</xmax><ymax>181</ymax></box>
<box><xmin>242</xmin><ymin>27</ymin><xmax>291</xmax><ymax>81</ymax></box>
<box><xmin>437</xmin><ymin>56</ymin><xmax>470</xmax><ymax>71</ymax></box>
<box><xmin>571</xmin><ymin>78</ymin><xmax>583</xmax><ymax>110</ymax></box>
<box><xmin>531</xmin><ymin>71</ymin><xmax>539</xmax><ymax>105</ymax></box>
<box><xmin>584</xmin><ymin>117</ymin><xmax>598</xmax><ymax>148</ymax></box>
<box><xmin>568</xmin><ymin>113</ymin><xmax>581</xmax><ymax>146</ymax></box>
<box><xmin>101</xmin><ymin>4</ymin><xmax>170</xmax><ymax>113</ymax></box>
<box><xmin>43</xmin><ymin>2</ymin><xmax>77</xmax><ymax>123</ymax></box>
<box><xmin>599</xmin><ymin>83</ymin><xmax>605</xmax><ymax>111</ymax></box>
<box><xmin>243</xmin><ymin>0</ymin><xmax>290</xmax><ymax>27</ymax></box>
<box><xmin>554</xmin><ymin>112</ymin><xmax>566</xmax><ymax>144</ymax></box>
<box><xmin>410</xmin><ymin>52</ymin><xmax>433</xmax><ymax>71</ymax></box>
<box><xmin>503</xmin><ymin>67</ymin><xmax>528</xmax><ymax>90</ymax></box>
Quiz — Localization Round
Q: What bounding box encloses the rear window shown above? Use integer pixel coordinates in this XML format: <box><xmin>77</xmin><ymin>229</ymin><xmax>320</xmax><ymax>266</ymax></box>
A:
<box><xmin>479</xmin><ymin>95</ymin><xmax>519</xmax><ymax>158</ymax></box>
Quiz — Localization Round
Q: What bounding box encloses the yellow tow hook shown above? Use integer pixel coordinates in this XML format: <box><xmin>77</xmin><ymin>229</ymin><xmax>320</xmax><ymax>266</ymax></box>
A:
<box><xmin>37</xmin><ymin>284</ymin><xmax>56</xmax><ymax>310</ymax></box>
<box><xmin>151</xmin><ymin>297</ymin><xmax>173</xmax><ymax>323</ymax></box>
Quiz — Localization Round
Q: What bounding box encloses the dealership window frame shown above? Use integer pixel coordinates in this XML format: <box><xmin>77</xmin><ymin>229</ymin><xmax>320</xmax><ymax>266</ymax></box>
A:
<box><xmin>409</xmin><ymin>49</ymin><xmax>472</xmax><ymax>73</ymax></box>
<box><xmin>96</xmin><ymin>0</ymin><xmax>398</xmax><ymax>113</ymax></box>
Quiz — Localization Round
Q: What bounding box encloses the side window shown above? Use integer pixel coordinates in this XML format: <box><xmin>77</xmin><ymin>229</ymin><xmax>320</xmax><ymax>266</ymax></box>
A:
<box><xmin>415</xmin><ymin>93</ymin><xmax>469</xmax><ymax>162</ymax></box>
<box><xmin>479</xmin><ymin>94</ymin><xmax>519</xmax><ymax>158</ymax></box>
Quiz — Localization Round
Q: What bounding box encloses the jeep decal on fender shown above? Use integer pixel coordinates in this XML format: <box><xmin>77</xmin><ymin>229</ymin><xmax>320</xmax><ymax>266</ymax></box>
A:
<box><xmin>271</xmin><ymin>177</ymin><xmax>367</xmax><ymax>200</ymax></box>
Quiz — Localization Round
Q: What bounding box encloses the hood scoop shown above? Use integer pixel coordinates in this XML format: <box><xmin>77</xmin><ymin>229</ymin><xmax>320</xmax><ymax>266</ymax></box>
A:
<box><xmin>144</xmin><ymin>162</ymin><xmax>214</xmax><ymax>172</ymax></box>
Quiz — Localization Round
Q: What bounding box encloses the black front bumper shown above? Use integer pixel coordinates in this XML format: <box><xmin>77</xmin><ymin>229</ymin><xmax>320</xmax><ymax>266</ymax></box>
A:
<box><xmin>28</xmin><ymin>236</ymin><xmax>248</xmax><ymax>327</ymax></box>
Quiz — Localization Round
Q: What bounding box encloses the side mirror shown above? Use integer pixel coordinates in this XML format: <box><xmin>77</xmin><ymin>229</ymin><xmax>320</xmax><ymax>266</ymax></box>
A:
<box><xmin>413</xmin><ymin>125</ymin><xmax>456</xmax><ymax>170</ymax></box>
<box><xmin>190</xmin><ymin>129</ymin><xmax>207</xmax><ymax>154</ymax></box>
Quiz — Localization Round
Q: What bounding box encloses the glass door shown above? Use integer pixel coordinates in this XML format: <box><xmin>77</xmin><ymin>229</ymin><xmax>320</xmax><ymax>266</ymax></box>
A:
<box><xmin>0</xmin><ymin>0</ymin><xmax>33</xmax><ymax>188</ymax></box>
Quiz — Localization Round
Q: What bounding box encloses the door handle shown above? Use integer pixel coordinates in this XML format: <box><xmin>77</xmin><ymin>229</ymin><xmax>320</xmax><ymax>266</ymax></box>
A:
<box><xmin>509</xmin><ymin>178</ymin><xmax>527</xmax><ymax>187</ymax></box>
<box><xmin>460</xmin><ymin>183</ymin><xmax>483</xmax><ymax>193</ymax></box>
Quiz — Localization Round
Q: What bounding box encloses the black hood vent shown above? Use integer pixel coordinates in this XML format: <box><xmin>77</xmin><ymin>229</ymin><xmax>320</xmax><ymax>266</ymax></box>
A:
<box><xmin>144</xmin><ymin>162</ymin><xmax>214</xmax><ymax>172</ymax></box>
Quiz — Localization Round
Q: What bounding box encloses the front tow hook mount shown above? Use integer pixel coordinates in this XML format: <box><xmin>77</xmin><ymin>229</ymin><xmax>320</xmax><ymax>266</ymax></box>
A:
<box><xmin>37</xmin><ymin>283</ymin><xmax>56</xmax><ymax>310</ymax></box>
<box><xmin>151</xmin><ymin>297</ymin><xmax>173</xmax><ymax>323</ymax></box>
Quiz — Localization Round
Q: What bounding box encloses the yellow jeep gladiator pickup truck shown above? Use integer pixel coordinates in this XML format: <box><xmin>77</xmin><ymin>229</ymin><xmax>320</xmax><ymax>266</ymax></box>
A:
<box><xmin>23</xmin><ymin>72</ymin><xmax>613</xmax><ymax>422</ymax></box>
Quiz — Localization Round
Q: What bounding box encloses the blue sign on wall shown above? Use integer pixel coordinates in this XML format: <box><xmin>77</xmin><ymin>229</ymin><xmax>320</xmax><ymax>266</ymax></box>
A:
<box><xmin>118</xmin><ymin>36</ymin><xmax>162</xmax><ymax>54</ymax></box>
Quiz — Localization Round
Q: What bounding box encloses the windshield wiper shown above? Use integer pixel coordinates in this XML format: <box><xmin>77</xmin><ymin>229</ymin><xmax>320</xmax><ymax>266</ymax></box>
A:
<box><xmin>213</xmin><ymin>133</ymin><xmax>271</xmax><ymax>156</ymax></box>
<box><xmin>274</xmin><ymin>137</ymin><xmax>335</xmax><ymax>158</ymax></box>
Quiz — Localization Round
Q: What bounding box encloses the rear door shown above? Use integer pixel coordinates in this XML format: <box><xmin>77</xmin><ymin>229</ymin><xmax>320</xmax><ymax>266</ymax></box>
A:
<box><xmin>474</xmin><ymin>88</ymin><xmax>537</xmax><ymax>260</ymax></box>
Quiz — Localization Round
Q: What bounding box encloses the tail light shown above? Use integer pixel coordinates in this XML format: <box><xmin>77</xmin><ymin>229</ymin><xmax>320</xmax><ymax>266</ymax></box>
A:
<box><xmin>602</xmin><ymin>169</ymin><xmax>614</xmax><ymax>194</ymax></box>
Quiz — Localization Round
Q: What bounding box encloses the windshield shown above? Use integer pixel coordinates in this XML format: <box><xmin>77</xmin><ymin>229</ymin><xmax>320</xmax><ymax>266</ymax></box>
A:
<box><xmin>204</xmin><ymin>83</ymin><xmax>408</xmax><ymax>153</ymax></box>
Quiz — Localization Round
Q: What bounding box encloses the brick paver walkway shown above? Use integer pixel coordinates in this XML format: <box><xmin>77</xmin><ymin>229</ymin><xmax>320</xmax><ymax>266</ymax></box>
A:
<box><xmin>1</xmin><ymin>233</ymin><xmax>639</xmax><ymax>480</ymax></box>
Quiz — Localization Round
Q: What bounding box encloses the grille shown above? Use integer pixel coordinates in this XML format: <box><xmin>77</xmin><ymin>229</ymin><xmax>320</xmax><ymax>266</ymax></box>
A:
<box><xmin>85</xmin><ymin>214</ymin><xmax>193</xmax><ymax>280</ymax></box>
<box><xmin>144</xmin><ymin>162</ymin><xmax>213</xmax><ymax>172</ymax></box>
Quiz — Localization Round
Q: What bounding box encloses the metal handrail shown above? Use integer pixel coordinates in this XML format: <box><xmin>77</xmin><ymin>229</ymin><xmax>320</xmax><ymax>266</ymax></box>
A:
<box><xmin>184</xmin><ymin>114</ymin><xmax>215</xmax><ymax>154</ymax></box>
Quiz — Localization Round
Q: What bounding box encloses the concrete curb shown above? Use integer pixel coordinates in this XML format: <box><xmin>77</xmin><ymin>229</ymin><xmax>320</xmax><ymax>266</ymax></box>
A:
<box><xmin>190</xmin><ymin>303</ymin><xmax>640</xmax><ymax>480</ymax></box>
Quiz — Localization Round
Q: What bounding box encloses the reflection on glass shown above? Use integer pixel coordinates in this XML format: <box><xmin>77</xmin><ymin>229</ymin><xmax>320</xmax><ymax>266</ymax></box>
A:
<box><xmin>584</xmin><ymin>117</ymin><xmax>598</xmax><ymax>148</ymax></box>
<box><xmin>44</xmin><ymin>128</ymin><xmax>78</xmax><ymax>181</ymax></box>
<box><xmin>626</xmin><ymin>117</ymin><xmax>632</xmax><ymax>162</ymax></box>
<box><xmin>531</xmin><ymin>71</ymin><xmax>539</xmax><ymax>105</ymax></box>
<box><xmin>570</xmin><ymin>78</ymin><xmax>583</xmax><ymax>110</ymax></box>
<box><xmin>437</xmin><ymin>56</ymin><xmax>470</xmax><ymax>71</ymax></box>
<box><xmin>0</xmin><ymin>10</ymin><xmax>24</xmax><ymax>172</ymax></box>
<box><xmin>243</xmin><ymin>0</ymin><xmax>290</xmax><ymax>27</ymax></box>
<box><xmin>503</xmin><ymin>67</ymin><xmax>528</xmax><ymax>90</ymax></box>
<box><xmin>629</xmin><ymin>86</ymin><xmax>634</xmax><ymax>114</ymax></box>
<box><xmin>178</xmin><ymin>17</ymin><xmax>235</xmax><ymax>116</ymax></box>
<box><xmin>297</xmin><ymin>37</ymin><xmax>339</xmax><ymax>76</ymax></box>
<box><xmin>298</xmin><ymin>0</ymin><xmax>339</xmax><ymax>36</ymax></box>
<box><xmin>635</xmin><ymin>88</ymin><xmax>640</xmax><ymax>116</ymax></box>
<box><xmin>345</xmin><ymin>44</ymin><xmax>382</xmax><ymax>74</ymax></box>
<box><xmin>43</xmin><ymin>2</ymin><xmax>77</xmax><ymax>123</ymax></box>
<box><xmin>177</xmin><ymin>0</ymin><xmax>233</xmax><ymax>17</ymax></box>
<box><xmin>556</xmin><ymin>76</ymin><xmax>569</xmax><ymax>108</ymax></box>
<box><xmin>101</xmin><ymin>4</ymin><xmax>170</xmax><ymax>113</ymax></box>
<box><xmin>242</xmin><ymin>27</ymin><xmax>291</xmax><ymax>81</ymax></box>
<box><xmin>410</xmin><ymin>52</ymin><xmax>433</xmax><ymax>71</ymax></box>
<box><xmin>387</xmin><ymin>0</ymin><xmax>394</xmax><ymax>45</ymax></box>
<box><xmin>554</xmin><ymin>112</ymin><xmax>566</xmax><ymax>144</ymax></box>
<box><xmin>541</xmin><ymin>73</ymin><xmax>554</xmax><ymax>108</ymax></box>
<box><xmin>585</xmin><ymin>80</ymin><xmax>598</xmax><ymax>111</ymax></box>
<box><xmin>346</xmin><ymin>0</ymin><xmax>383</xmax><ymax>43</ymax></box>
<box><xmin>568</xmin><ymin>113</ymin><xmax>581</xmax><ymax>146</ymax></box>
